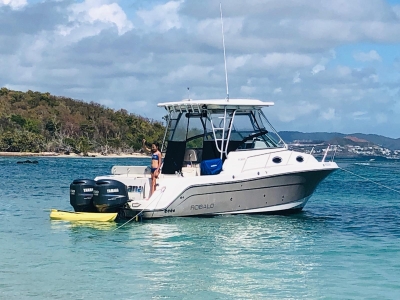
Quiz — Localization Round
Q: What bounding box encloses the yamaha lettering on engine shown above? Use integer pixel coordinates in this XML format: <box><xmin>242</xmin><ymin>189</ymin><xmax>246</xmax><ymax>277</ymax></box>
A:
<box><xmin>93</xmin><ymin>179</ymin><xmax>129</xmax><ymax>213</ymax></box>
<box><xmin>70</xmin><ymin>179</ymin><xmax>96</xmax><ymax>212</ymax></box>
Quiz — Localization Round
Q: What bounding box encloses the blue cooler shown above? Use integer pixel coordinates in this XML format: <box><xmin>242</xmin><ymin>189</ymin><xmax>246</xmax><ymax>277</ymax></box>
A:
<box><xmin>200</xmin><ymin>158</ymin><xmax>223</xmax><ymax>175</ymax></box>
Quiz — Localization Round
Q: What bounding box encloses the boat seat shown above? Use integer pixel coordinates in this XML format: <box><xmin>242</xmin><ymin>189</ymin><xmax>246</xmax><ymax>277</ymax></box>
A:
<box><xmin>111</xmin><ymin>166</ymin><xmax>151</xmax><ymax>176</ymax></box>
<box><xmin>181</xmin><ymin>166</ymin><xmax>200</xmax><ymax>177</ymax></box>
<box><xmin>183</xmin><ymin>148</ymin><xmax>202</xmax><ymax>165</ymax></box>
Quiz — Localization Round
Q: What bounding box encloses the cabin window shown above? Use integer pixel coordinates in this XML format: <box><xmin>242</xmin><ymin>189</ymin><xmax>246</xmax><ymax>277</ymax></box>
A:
<box><xmin>230</xmin><ymin>113</ymin><xmax>279</xmax><ymax>150</ymax></box>
<box><xmin>186</xmin><ymin>116</ymin><xmax>204</xmax><ymax>148</ymax></box>
<box><xmin>296</xmin><ymin>156</ymin><xmax>304</xmax><ymax>163</ymax></box>
<box><xmin>272</xmin><ymin>157</ymin><xmax>282</xmax><ymax>164</ymax></box>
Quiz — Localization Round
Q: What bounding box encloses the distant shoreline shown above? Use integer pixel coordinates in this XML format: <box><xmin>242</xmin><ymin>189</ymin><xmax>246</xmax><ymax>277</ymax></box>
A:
<box><xmin>0</xmin><ymin>152</ymin><xmax>151</xmax><ymax>159</ymax></box>
<box><xmin>2</xmin><ymin>151</ymin><xmax>397</xmax><ymax>161</ymax></box>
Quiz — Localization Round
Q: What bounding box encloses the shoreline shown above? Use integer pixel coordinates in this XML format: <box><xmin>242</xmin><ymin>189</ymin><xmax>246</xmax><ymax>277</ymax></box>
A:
<box><xmin>0</xmin><ymin>152</ymin><xmax>151</xmax><ymax>159</ymax></box>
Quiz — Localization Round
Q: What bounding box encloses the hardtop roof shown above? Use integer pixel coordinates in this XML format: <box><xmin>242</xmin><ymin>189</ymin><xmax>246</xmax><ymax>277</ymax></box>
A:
<box><xmin>157</xmin><ymin>98</ymin><xmax>274</xmax><ymax>112</ymax></box>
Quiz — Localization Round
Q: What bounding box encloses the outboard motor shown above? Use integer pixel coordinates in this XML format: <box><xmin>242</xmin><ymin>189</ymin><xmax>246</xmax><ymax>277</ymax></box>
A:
<box><xmin>93</xmin><ymin>179</ymin><xmax>129</xmax><ymax>213</ymax></box>
<box><xmin>70</xmin><ymin>179</ymin><xmax>96</xmax><ymax>212</ymax></box>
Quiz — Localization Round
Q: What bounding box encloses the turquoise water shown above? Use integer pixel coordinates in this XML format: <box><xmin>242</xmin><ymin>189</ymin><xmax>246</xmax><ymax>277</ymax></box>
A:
<box><xmin>1</xmin><ymin>157</ymin><xmax>400</xmax><ymax>299</ymax></box>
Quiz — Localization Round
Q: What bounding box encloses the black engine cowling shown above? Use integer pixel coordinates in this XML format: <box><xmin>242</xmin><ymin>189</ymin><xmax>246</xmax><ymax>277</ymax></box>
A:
<box><xmin>93</xmin><ymin>179</ymin><xmax>129</xmax><ymax>213</ymax></box>
<box><xmin>70</xmin><ymin>179</ymin><xmax>96</xmax><ymax>212</ymax></box>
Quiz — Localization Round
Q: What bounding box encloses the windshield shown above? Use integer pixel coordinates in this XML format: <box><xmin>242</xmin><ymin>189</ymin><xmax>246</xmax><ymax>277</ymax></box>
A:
<box><xmin>202</xmin><ymin>110</ymin><xmax>284</xmax><ymax>151</ymax></box>
<box><xmin>162</xmin><ymin>109</ymin><xmax>285</xmax><ymax>159</ymax></box>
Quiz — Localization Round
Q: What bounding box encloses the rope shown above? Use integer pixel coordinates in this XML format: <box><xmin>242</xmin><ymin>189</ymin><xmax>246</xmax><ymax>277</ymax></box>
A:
<box><xmin>112</xmin><ymin>187</ymin><xmax>166</xmax><ymax>231</ymax></box>
<box><xmin>339</xmin><ymin>167</ymin><xmax>400</xmax><ymax>195</ymax></box>
<box><xmin>150</xmin><ymin>186</ymin><xmax>166</xmax><ymax>218</ymax></box>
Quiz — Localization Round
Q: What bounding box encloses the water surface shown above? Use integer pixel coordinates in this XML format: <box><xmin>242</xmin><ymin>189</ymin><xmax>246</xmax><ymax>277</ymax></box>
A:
<box><xmin>0</xmin><ymin>157</ymin><xmax>399</xmax><ymax>299</ymax></box>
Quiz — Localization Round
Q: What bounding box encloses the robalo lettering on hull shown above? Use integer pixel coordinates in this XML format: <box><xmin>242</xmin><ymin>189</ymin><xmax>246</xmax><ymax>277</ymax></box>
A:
<box><xmin>190</xmin><ymin>204</ymin><xmax>215</xmax><ymax>210</ymax></box>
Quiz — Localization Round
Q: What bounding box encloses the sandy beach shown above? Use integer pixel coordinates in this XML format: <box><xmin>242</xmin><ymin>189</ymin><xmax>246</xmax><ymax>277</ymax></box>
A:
<box><xmin>0</xmin><ymin>151</ymin><xmax>151</xmax><ymax>158</ymax></box>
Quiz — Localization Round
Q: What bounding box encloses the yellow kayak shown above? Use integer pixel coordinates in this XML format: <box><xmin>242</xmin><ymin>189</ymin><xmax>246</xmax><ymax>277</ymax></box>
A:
<box><xmin>50</xmin><ymin>209</ymin><xmax>118</xmax><ymax>222</ymax></box>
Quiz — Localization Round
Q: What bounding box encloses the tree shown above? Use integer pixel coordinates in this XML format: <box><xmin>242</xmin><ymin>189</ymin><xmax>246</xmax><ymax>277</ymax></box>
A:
<box><xmin>0</xmin><ymin>88</ymin><xmax>166</xmax><ymax>153</ymax></box>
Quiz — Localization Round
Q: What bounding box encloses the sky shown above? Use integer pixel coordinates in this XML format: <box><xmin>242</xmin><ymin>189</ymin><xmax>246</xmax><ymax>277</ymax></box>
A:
<box><xmin>0</xmin><ymin>0</ymin><xmax>400</xmax><ymax>138</ymax></box>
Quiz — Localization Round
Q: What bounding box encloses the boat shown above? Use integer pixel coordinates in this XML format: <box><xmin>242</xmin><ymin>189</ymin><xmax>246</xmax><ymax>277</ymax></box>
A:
<box><xmin>67</xmin><ymin>98</ymin><xmax>339</xmax><ymax>219</ymax></box>
<box><xmin>49</xmin><ymin>209</ymin><xmax>117</xmax><ymax>222</ymax></box>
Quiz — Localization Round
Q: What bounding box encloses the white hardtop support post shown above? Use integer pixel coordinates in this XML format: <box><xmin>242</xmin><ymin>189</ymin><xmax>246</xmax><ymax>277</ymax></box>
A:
<box><xmin>209</xmin><ymin>107</ymin><xmax>236</xmax><ymax>159</ymax></box>
<box><xmin>161</xmin><ymin>111</ymin><xmax>171</xmax><ymax>153</ymax></box>
<box><xmin>220</xmin><ymin>107</ymin><xmax>227</xmax><ymax>159</ymax></box>
<box><xmin>225</xmin><ymin>110</ymin><xmax>237</xmax><ymax>154</ymax></box>
<box><xmin>322</xmin><ymin>145</ymin><xmax>330</xmax><ymax>162</ymax></box>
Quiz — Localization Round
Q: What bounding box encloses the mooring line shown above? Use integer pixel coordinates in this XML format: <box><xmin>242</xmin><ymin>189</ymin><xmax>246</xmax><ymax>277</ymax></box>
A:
<box><xmin>112</xmin><ymin>213</ymin><xmax>140</xmax><ymax>231</ymax></box>
<box><xmin>112</xmin><ymin>188</ymin><xmax>166</xmax><ymax>231</ymax></box>
<box><xmin>340</xmin><ymin>167</ymin><xmax>400</xmax><ymax>195</ymax></box>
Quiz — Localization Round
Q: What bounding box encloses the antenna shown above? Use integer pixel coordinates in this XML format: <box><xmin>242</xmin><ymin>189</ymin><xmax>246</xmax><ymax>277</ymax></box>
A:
<box><xmin>187</xmin><ymin>87</ymin><xmax>190</xmax><ymax>100</ymax></box>
<box><xmin>220</xmin><ymin>2</ymin><xmax>229</xmax><ymax>101</ymax></box>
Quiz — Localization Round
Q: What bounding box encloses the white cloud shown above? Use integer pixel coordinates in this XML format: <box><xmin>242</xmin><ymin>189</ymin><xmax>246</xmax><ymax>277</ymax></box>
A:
<box><xmin>240</xmin><ymin>85</ymin><xmax>256</xmax><ymax>95</ymax></box>
<box><xmin>263</xmin><ymin>53</ymin><xmax>314</xmax><ymax>69</ymax></box>
<box><xmin>273</xmin><ymin>87</ymin><xmax>282</xmax><ymax>94</ymax></box>
<box><xmin>133</xmin><ymin>101</ymin><xmax>148</xmax><ymax>108</ymax></box>
<box><xmin>0</xmin><ymin>0</ymin><xmax>26</xmax><ymax>10</ymax></box>
<box><xmin>329</xmin><ymin>49</ymin><xmax>337</xmax><ymax>59</ymax></box>
<box><xmin>353</xmin><ymin>111</ymin><xmax>367</xmax><ymax>117</ymax></box>
<box><xmin>137</xmin><ymin>0</ymin><xmax>183</xmax><ymax>32</ymax></box>
<box><xmin>67</xmin><ymin>0</ymin><xmax>133</xmax><ymax>36</ymax></box>
<box><xmin>183</xmin><ymin>0</ymin><xmax>400</xmax><ymax>47</ymax></box>
<box><xmin>352</xmin><ymin>111</ymin><xmax>369</xmax><ymax>120</ymax></box>
<box><xmin>320</xmin><ymin>108</ymin><xmax>336</xmax><ymax>120</ymax></box>
<box><xmin>278</xmin><ymin>101</ymin><xmax>319</xmax><ymax>122</ymax></box>
<box><xmin>367</xmin><ymin>74</ymin><xmax>379</xmax><ymax>83</ymax></box>
<box><xmin>393</xmin><ymin>5</ymin><xmax>400</xmax><ymax>19</ymax></box>
<box><xmin>336</xmin><ymin>66</ymin><xmax>352</xmax><ymax>77</ymax></box>
<box><xmin>353</xmin><ymin>50</ymin><xmax>382</xmax><ymax>62</ymax></box>
<box><xmin>227</xmin><ymin>55</ymin><xmax>251</xmax><ymax>71</ymax></box>
<box><xmin>162</xmin><ymin>65</ymin><xmax>214</xmax><ymax>83</ymax></box>
<box><xmin>97</xmin><ymin>98</ymin><xmax>114</xmax><ymax>106</ymax></box>
<box><xmin>293</xmin><ymin>72</ymin><xmax>301</xmax><ymax>83</ymax></box>
<box><xmin>375</xmin><ymin>113</ymin><xmax>387</xmax><ymax>124</ymax></box>
<box><xmin>312</xmin><ymin>64</ymin><xmax>325</xmax><ymax>75</ymax></box>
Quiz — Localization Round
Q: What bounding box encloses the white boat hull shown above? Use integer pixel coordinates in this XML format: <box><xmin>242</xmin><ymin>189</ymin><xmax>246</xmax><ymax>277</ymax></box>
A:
<box><xmin>119</xmin><ymin>168</ymin><xmax>335</xmax><ymax>219</ymax></box>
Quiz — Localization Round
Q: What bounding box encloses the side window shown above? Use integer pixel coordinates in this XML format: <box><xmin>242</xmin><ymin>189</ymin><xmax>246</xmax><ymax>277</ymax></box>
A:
<box><xmin>187</xmin><ymin>136</ymin><xmax>203</xmax><ymax>148</ymax></box>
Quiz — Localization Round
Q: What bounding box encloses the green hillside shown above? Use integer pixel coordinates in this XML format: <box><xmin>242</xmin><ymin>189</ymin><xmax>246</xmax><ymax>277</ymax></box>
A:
<box><xmin>1</xmin><ymin>88</ymin><xmax>399</xmax><ymax>154</ymax></box>
<box><xmin>0</xmin><ymin>88</ymin><xmax>165</xmax><ymax>154</ymax></box>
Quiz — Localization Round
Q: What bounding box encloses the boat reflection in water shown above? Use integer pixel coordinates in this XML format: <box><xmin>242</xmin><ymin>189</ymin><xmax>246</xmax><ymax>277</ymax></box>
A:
<box><xmin>50</xmin><ymin>219</ymin><xmax>118</xmax><ymax>232</ymax></box>
<box><xmin>121</xmin><ymin>215</ymin><xmax>325</xmax><ymax>298</ymax></box>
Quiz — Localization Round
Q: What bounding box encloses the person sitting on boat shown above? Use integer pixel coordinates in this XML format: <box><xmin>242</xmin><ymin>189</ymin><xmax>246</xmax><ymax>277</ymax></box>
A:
<box><xmin>142</xmin><ymin>139</ymin><xmax>162</xmax><ymax>198</ymax></box>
